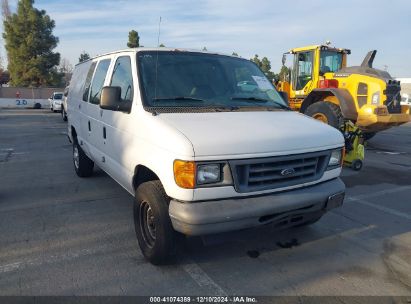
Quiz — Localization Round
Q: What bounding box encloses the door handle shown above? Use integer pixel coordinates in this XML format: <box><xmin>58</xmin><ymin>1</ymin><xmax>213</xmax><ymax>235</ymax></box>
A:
<box><xmin>88</xmin><ymin>121</ymin><xmax>91</xmax><ymax>131</ymax></box>
<box><xmin>103</xmin><ymin>126</ymin><xmax>106</xmax><ymax>139</ymax></box>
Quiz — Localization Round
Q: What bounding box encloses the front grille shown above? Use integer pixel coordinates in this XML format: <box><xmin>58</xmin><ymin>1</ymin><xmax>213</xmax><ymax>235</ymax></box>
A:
<box><xmin>384</xmin><ymin>81</ymin><xmax>401</xmax><ymax>113</ymax></box>
<box><xmin>229</xmin><ymin>151</ymin><xmax>330</xmax><ymax>193</ymax></box>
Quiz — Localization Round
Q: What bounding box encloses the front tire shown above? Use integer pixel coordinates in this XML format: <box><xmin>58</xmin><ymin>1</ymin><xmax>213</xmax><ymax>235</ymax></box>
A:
<box><xmin>134</xmin><ymin>180</ymin><xmax>178</xmax><ymax>265</ymax></box>
<box><xmin>73</xmin><ymin>140</ymin><xmax>94</xmax><ymax>177</ymax></box>
<box><xmin>305</xmin><ymin>101</ymin><xmax>344</xmax><ymax>129</ymax></box>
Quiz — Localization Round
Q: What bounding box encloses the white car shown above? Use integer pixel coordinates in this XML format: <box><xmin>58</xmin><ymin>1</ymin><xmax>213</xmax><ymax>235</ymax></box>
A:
<box><xmin>48</xmin><ymin>92</ymin><xmax>64</xmax><ymax>112</ymax></box>
<box><xmin>67</xmin><ymin>48</ymin><xmax>345</xmax><ymax>264</ymax></box>
<box><xmin>401</xmin><ymin>94</ymin><xmax>411</xmax><ymax>107</ymax></box>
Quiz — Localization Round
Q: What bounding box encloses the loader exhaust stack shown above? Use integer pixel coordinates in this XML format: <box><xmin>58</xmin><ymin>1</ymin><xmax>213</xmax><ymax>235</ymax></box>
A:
<box><xmin>360</xmin><ymin>50</ymin><xmax>377</xmax><ymax>68</ymax></box>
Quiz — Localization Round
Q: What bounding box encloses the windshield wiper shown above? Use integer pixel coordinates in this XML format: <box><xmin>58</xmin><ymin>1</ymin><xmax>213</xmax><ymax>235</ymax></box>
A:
<box><xmin>231</xmin><ymin>96</ymin><xmax>270</xmax><ymax>103</ymax></box>
<box><xmin>231</xmin><ymin>96</ymin><xmax>291</xmax><ymax>111</ymax></box>
<box><xmin>152</xmin><ymin>96</ymin><xmax>205</xmax><ymax>102</ymax></box>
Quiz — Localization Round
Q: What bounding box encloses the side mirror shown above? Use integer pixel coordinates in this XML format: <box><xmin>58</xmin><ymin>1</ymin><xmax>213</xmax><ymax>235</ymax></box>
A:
<box><xmin>100</xmin><ymin>86</ymin><xmax>131</xmax><ymax>112</ymax></box>
<box><xmin>281</xmin><ymin>54</ymin><xmax>286</xmax><ymax>66</ymax></box>
<box><xmin>100</xmin><ymin>86</ymin><xmax>122</xmax><ymax>111</ymax></box>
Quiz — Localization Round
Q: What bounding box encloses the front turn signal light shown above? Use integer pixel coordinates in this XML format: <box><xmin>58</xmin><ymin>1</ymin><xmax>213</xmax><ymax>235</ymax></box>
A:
<box><xmin>173</xmin><ymin>160</ymin><xmax>196</xmax><ymax>189</ymax></box>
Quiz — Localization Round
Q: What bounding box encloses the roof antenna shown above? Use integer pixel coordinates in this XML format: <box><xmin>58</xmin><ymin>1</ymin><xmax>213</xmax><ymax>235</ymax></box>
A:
<box><xmin>154</xmin><ymin>16</ymin><xmax>162</xmax><ymax>103</ymax></box>
<box><xmin>157</xmin><ymin>16</ymin><xmax>162</xmax><ymax>47</ymax></box>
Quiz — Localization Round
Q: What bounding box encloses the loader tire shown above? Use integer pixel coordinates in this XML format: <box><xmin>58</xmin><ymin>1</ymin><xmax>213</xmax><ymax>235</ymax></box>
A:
<box><xmin>305</xmin><ymin>101</ymin><xmax>344</xmax><ymax>129</ymax></box>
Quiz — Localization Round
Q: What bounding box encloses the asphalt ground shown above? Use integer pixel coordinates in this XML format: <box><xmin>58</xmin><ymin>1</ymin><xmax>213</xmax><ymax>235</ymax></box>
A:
<box><xmin>0</xmin><ymin>109</ymin><xmax>411</xmax><ymax>297</ymax></box>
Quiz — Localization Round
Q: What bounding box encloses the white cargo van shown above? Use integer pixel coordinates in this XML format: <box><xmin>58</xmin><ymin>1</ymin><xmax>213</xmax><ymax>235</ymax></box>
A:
<box><xmin>67</xmin><ymin>48</ymin><xmax>345</xmax><ymax>264</ymax></box>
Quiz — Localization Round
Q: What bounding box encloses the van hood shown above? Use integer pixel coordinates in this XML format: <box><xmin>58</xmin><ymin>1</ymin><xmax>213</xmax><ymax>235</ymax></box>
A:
<box><xmin>158</xmin><ymin>111</ymin><xmax>344</xmax><ymax>157</ymax></box>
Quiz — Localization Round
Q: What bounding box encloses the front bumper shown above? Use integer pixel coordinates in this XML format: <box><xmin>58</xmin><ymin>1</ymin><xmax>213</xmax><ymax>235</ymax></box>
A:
<box><xmin>169</xmin><ymin>178</ymin><xmax>345</xmax><ymax>236</ymax></box>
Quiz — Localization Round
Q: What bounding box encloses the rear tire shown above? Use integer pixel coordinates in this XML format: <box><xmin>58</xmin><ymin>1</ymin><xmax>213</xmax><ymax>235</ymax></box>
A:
<box><xmin>73</xmin><ymin>140</ymin><xmax>94</xmax><ymax>177</ymax></box>
<box><xmin>134</xmin><ymin>180</ymin><xmax>178</xmax><ymax>265</ymax></box>
<box><xmin>305</xmin><ymin>101</ymin><xmax>344</xmax><ymax>129</ymax></box>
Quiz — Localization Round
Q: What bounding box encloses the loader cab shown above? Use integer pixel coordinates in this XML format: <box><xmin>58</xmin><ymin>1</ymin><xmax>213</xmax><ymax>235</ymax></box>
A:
<box><xmin>282</xmin><ymin>45</ymin><xmax>350</xmax><ymax>100</ymax></box>
<box><xmin>290</xmin><ymin>45</ymin><xmax>350</xmax><ymax>92</ymax></box>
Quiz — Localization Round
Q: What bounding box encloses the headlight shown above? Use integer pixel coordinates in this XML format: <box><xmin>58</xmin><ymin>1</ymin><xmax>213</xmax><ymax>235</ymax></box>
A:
<box><xmin>327</xmin><ymin>148</ymin><xmax>344</xmax><ymax>169</ymax></box>
<box><xmin>173</xmin><ymin>160</ymin><xmax>227</xmax><ymax>189</ymax></box>
<box><xmin>371</xmin><ymin>91</ymin><xmax>380</xmax><ymax>104</ymax></box>
<box><xmin>197</xmin><ymin>164</ymin><xmax>221</xmax><ymax>185</ymax></box>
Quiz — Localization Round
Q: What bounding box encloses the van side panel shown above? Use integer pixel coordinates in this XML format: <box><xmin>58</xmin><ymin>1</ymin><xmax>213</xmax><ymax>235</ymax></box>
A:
<box><xmin>67</xmin><ymin>61</ymin><xmax>93</xmax><ymax>153</ymax></box>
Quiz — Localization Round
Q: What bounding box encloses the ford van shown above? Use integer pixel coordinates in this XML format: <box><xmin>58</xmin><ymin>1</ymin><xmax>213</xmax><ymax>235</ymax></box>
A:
<box><xmin>67</xmin><ymin>48</ymin><xmax>345</xmax><ymax>264</ymax></box>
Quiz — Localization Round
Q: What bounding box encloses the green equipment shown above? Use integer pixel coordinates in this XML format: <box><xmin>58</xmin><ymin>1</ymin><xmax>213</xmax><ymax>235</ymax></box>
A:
<box><xmin>341</xmin><ymin>120</ymin><xmax>364</xmax><ymax>171</ymax></box>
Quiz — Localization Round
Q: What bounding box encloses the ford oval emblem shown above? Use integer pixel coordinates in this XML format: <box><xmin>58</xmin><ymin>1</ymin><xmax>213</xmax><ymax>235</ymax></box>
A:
<box><xmin>281</xmin><ymin>168</ymin><xmax>295</xmax><ymax>176</ymax></box>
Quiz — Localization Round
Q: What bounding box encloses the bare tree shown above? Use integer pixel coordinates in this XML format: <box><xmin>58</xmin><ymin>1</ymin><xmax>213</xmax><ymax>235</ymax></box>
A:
<box><xmin>59</xmin><ymin>58</ymin><xmax>73</xmax><ymax>73</ymax></box>
<box><xmin>1</xmin><ymin>0</ymin><xmax>11</xmax><ymax>68</ymax></box>
<box><xmin>1</xmin><ymin>0</ymin><xmax>11</xmax><ymax>20</ymax></box>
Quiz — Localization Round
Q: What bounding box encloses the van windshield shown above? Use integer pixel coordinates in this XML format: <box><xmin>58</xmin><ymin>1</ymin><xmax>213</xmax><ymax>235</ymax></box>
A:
<box><xmin>137</xmin><ymin>51</ymin><xmax>287</xmax><ymax>112</ymax></box>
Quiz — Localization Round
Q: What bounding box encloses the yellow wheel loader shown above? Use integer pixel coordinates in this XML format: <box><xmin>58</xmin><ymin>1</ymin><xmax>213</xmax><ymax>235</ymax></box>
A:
<box><xmin>277</xmin><ymin>44</ymin><xmax>410</xmax><ymax>139</ymax></box>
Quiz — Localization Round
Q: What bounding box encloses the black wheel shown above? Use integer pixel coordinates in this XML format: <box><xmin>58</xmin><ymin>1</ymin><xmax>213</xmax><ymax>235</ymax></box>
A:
<box><xmin>134</xmin><ymin>180</ymin><xmax>178</xmax><ymax>265</ymax></box>
<box><xmin>363</xmin><ymin>132</ymin><xmax>376</xmax><ymax>141</ymax></box>
<box><xmin>351</xmin><ymin>159</ymin><xmax>363</xmax><ymax>171</ymax></box>
<box><xmin>305</xmin><ymin>101</ymin><xmax>344</xmax><ymax>129</ymax></box>
<box><xmin>73</xmin><ymin>140</ymin><xmax>94</xmax><ymax>177</ymax></box>
<box><xmin>50</xmin><ymin>106</ymin><xmax>54</xmax><ymax>112</ymax></box>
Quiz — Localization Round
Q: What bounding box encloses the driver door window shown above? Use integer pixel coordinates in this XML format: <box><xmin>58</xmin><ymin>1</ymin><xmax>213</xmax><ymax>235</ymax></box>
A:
<box><xmin>294</xmin><ymin>51</ymin><xmax>313</xmax><ymax>91</ymax></box>
<box><xmin>109</xmin><ymin>56</ymin><xmax>134</xmax><ymax>112</ymax></box>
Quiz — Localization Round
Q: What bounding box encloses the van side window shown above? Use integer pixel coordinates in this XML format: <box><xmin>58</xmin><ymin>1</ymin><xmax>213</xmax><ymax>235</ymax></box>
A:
<box><xmin>110</xmin><ymin>56</ymin><xmax>134</xmax><ymax>110</ymax></box>
<box><xmin>89</xmin><ymin>59</ymin><xmax>111</xmax><ymax>105</ymax></box>
<box><xmin>82</xmin><ymin>62</ymin><xmax>97</xmax><ymax>102</ymax></box>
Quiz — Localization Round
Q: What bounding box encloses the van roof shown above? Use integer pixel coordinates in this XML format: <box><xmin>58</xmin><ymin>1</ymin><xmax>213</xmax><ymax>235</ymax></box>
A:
<box><xmin>75</xmin><ymin>48</ymin><xmax>241</xmax><ymax>66</ymax></box>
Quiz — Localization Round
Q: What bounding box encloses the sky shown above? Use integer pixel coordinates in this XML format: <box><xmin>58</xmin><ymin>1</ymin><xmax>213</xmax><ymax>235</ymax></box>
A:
<box><xmin>1</xmin><ymin>0</ymin><xmax>411</xmax><ymax>77</ymax></box>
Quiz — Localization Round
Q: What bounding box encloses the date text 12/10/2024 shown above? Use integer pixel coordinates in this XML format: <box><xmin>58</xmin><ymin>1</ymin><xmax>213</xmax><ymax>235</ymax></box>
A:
<box><xmin>149</xmin><ymin>297</ymin><xmax>258</xmax><ymax>303</ymax></box>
